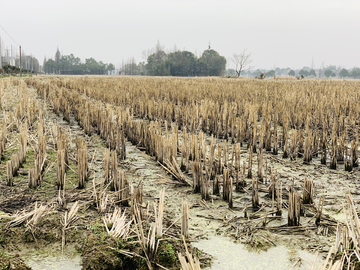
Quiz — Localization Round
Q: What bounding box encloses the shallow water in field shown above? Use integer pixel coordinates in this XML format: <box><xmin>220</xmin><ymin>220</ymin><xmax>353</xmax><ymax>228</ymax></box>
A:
<box><xmin>22</xmin><ymin>248</ymin><xmax>82</xmax><ymax>270</ymax></box>
<box><xmin>193</xmin><ymin>236</ymin><xmax>322</xmax><ymax>270</ymax></box>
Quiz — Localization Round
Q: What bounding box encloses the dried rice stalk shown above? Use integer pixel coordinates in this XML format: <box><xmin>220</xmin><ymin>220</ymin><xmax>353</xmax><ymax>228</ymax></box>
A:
<box><xmin>181</xmin><ymin>201</ymin><xmax>189</xmax><ymax>238</ymax></box>
<box><xmin>133</xmin><ymin>204</ymin><xmax>153</xmax><ymax>270</ymax></box>
<box><xmin>62</xmin><ymin>201</ymin><xmax>80</xmax><ymax>251</ymax></box>
<box><xmin>99</xmin><ymin>191</ymin><xmax>109</xmax><ymax>213</ymax></box>
<box><xmin>303</xmin><ymin>178</ymin><xmax>314</xmax><ymax>204</ymax></box>
<box><xmin>161</xmin><ymin>157</ymin><xmax>191</xmax><ymax>186</ymax></box>
<box><xmin>178</xmin><ymin>235</ymin><xmax>201</xmax><ymax>270</ymax></box>
<box><xmin>27</xmin><ymin>203</ymin><xmax>48</xmax><ymax>227</ymax></box>
<box><xmin>7</xmin><ymin>202</ymin><xmax>48</xmax><ymax>228</ymax></box>
<box><xmin>103</xmin><ymin>208</ymin><xmax>132</xmax><ymax>239</ymax></box>
<box><xmin>155</xmin><ymin>188</ymin><xmax>165</xmax><ymax>236</ymax></box>
<box><xmin>288</xmin><ymin>190</ymin><xmax>301</xmax><ymax>226</ymax></box>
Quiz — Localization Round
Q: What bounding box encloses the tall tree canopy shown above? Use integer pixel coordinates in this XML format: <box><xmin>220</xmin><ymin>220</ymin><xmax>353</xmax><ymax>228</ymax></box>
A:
<box><xmin>168</xmin><ymin>51</ymin><xmax>196</xmax><ymax>76</ymax></box>
<box><xmin>197</xmin><ymin>49</ymin><xmax>226</xmax><ymax>76</ymax></box>
<box><xmin>145</xmin><ymin>48</ymin><xmax>226</xmax><ymax>77</ymax></box>
<box><xmin>146</xmin><ymin>50</ymin><xmax>170</xmax><ymax>76</ymax></box>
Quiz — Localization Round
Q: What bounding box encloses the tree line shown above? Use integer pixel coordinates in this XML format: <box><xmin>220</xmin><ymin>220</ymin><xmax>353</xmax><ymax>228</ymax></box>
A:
<box><xmin>146</xmin><ymin>48</ymin><xmax>226</xmax><ymax>76</ymax></box>
<box><xmin>290</xmin><ymin>66</ymin><xmax>360</xmax><ymax>79</ymax></box>
<box><xmin>43</xmin><ymin>49</ymin><xmax>115</xmax><ymax>75</ymax></box>
<box><xmin>227</xmin><ymin>66</ymin><xmax>360</xmax><ymax>79</ymax></box>
<box><xmin>0</xmin><ymin>64</ymin><xmax>37</xmax><ymax>76</ymax></box>
<box><xmin>121</xmin><ymin>42</ymin><xmax>227</xmax><ymax>77</ymax></box>
<box><xmin>3</xmin><ymin>42</ymin><xmax>360</xmax><ymax>78</ymax></box>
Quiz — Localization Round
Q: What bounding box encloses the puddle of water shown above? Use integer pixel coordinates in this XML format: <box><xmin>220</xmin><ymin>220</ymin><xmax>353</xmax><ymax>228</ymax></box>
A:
<box><xmin>22</xmin><ymin>249</ymin><xmax>82</xmax><ymax>270</ymax></box>
<box><xmin>193</xmin><ymin>236</ymin><xmax>322</xmax><ymax>270</ymax></box>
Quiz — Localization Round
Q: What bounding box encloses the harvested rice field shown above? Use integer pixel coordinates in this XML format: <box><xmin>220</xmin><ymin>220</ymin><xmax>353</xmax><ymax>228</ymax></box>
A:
<box><xmin>0</xmin><ymin>76</ymin><xmax>360</xmax><ymax>269</ymax></box>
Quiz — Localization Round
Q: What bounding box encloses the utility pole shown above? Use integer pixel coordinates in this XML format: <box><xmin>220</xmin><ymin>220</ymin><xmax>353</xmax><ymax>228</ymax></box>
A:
<box><xmin>19</xmin><ymin>45</ymin><xmax>22</xmax><ymax>77</ymax></box>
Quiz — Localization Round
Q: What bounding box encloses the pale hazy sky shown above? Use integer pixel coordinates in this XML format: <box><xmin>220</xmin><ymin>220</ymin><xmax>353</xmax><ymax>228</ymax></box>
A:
<box><xmin>1</xmin><ymin>0</ymin><xmax>359</xmax><ymax>70</ymax></box>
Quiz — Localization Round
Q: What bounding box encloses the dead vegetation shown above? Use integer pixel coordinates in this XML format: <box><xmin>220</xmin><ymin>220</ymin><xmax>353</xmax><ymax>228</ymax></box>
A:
<box><xmin>1</xmin><ymin>76</ymin><xmax>360</xmax><ymax>269</ymax></box>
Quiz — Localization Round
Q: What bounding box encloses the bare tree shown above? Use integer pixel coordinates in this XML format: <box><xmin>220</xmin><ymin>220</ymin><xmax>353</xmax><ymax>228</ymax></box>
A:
<box><xmin>230</xmin><ymin>48</ymin><xmax>253</xmax><ymax>77</ymax></box>
<box><xmin>55</xmin><ymin>47</ymin><xmax>61</xmax><ymax>74</ymax></box>
<box><xmin>142</xmin><ymin>40</ymin><xmax>164</xmax><ymax>60</ymax></box>
<box><xmin>142</xmin><ymin>48</ymin><xmax>154</xmax><ymax>60</ymax></box>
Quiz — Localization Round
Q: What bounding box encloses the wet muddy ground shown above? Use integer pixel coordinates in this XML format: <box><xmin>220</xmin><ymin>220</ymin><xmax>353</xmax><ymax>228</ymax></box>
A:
<box><xmin>0</xmin><ymin>78</ymin><xmax>358</xmax><ymax>269</ymax></box>
<box><xmin>21</xmin><ymin>244</ymin><xmax>82</xmax><ymax>270</ymax></box>
<box><xmin>193</xmin><ymin>236</ymin><xmax>324</xmax><ymax>270</ymax></box>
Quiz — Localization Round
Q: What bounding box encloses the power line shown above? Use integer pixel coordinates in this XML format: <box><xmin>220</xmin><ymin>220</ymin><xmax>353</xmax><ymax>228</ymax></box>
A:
<box><xmin>0</xmin><ymin>24</ymin><xmax>19</xmax><ymax>46</ymax></box>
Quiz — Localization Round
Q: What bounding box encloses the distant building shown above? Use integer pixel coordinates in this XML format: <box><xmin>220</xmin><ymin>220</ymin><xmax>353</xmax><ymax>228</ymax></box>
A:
<box><xmin>2</xmin><ymin>56</ymin><xmax>16</xmax><ymax>66</ymax></box>
<box><xmin>108</xmin><ymin>69</ymin><xmax>121</xmax><ymax>75</ymax></box>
